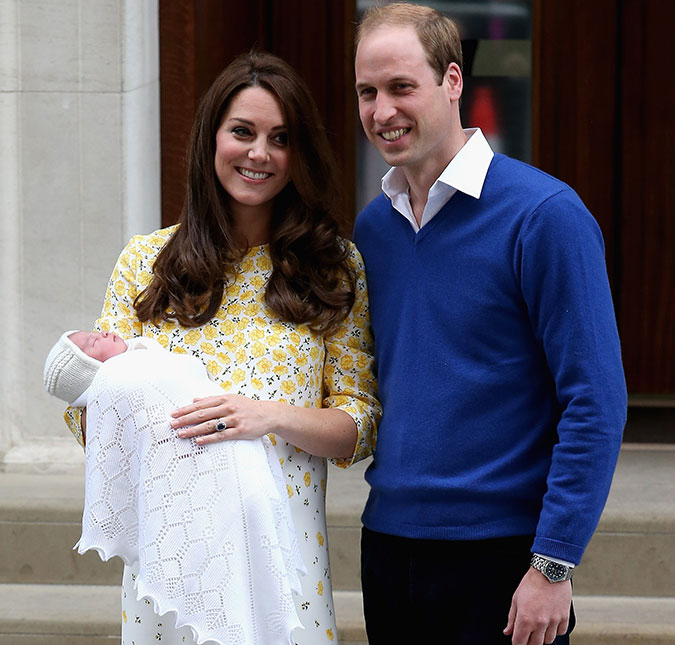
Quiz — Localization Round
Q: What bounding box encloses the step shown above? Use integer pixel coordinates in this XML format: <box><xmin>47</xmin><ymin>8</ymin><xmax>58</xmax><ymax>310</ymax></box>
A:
<box><xmin>0</xmin><ymin>583</ymin><xmax>119</xmax><ymax>644</ymax></box>
<box><xmin>0</xmin><ymin>472</ymin><xmax>122</xmax><ymax>586</ymax></box>
<box><xmin>0</xmin><ymin>584</ymin><xmax>365</xmax><ymax>645</ymax></box>
<box><xmin>575</xmin><ymin>444</ymin><xmax>675</xmax><ymax>596</ymax></box>
<box><xmin>2</xmin><ymin>584</ymin><xmax>673</xmax><ymax>645</ymax></box>
<box><xmin>1</xmin><ymin>444</ymin><xmax>673</xmax><ymax>598</ymax></box>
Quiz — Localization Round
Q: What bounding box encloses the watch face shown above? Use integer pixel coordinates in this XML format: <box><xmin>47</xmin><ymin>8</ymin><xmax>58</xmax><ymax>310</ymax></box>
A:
<box><xmin>545</xmin><ymin>561</ymin><xmax>568</xmax><ymax>582</ymax></box>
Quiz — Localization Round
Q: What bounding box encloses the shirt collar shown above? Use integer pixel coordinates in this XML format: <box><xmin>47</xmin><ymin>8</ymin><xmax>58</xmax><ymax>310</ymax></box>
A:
<box><xmin>381</xmin><ymin>128</ymin><xmax>494</xmax><ymax>201</ymax></box>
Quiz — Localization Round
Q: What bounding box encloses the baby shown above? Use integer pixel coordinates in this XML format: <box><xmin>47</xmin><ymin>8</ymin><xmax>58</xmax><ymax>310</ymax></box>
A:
<box><xmin>43</xmin><ymin>330</ymin><xmax>305</xmax><ymax>644</ymax></box>
<box><xmin>43</xmin><ymin>330</ymin><xmax>164</xmax><ymax>407</ymax></box>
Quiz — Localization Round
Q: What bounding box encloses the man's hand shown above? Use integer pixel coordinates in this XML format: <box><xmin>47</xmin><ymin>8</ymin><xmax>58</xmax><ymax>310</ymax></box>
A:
<box><xmin>504</xmin><ymin>567</ymin><xmax>572</xmax><ymax>645</ymax></box>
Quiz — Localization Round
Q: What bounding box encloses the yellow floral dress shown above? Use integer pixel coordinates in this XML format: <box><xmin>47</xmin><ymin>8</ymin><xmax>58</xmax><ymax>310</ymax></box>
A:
<box><xmin>65</xmin><ymin>225</ymin><xmax>380</xmax><ymax>645</ymax></box>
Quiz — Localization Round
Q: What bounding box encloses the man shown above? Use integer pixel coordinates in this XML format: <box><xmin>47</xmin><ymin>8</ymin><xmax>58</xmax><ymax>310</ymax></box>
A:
<box><xmin>352</xmin><ymin>4</ymin><xmax>627</xmax><ymax>645</ymax></box>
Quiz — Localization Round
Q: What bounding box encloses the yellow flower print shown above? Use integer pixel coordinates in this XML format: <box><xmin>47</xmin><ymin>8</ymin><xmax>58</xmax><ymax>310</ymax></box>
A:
<box><xmin>326</xmin><ymin>629</ymin><xmax>334</xmax><ymax>641</ymax></box>
<box><xmin>245</xmin><ymin>302</ymin><xmax>260</xmax><ymax>316</ymax></box>
<box><xmin>347</xmin><ymin>337</ymin><xmax>360</xmax><ymax>350</ymax></box>
<box><xmin>227</xmin><ymin>302</ymin><xmax>243</xmax><ymax>316</ymax></box>
<box><xmin>222</xmin><ymin>340</ymin><xmax>236</xmax><ymax>352</ymax></box>
<box><xmin>157</xmin><ymin>334</ymin><xmax>169</xmax><ymax>348</ymax></box>
<box><xmin>172</xmin><ymin>346</ymin><xmax>187</xmax><ymax>354</ymax></box>
<box><xmin>316</xmin><ymin>532</ymin><xmax>325</xmax><ymax>547</ymax></box>
<box><xmin>203</xmin><ymin>325</ymin><xmax>217</xmax><ymax>340</ymax></box>
<box><xmin>287</xmin><ymin>344</ymin><xmax>299</xmax><ymax>357</ymax></box>
<box><xmin>200</xmin><ymin>342</ymin><xmax>215</xmax><ymax>355</ymax></box>
<box><xmin>340</xmin><ymin>355</ymin><xmax>354</xmax><ymax>371</ymax></box>
<box><xmin>237</xmin><ymin>317</ymin><xmax>250</xmax><ymax>330</ymax></box>
<box><xmin>117</xmin><ymin>319</ymin><xmax>132</xmax><ymax>336</ymax></box>
<box><xmin>258</xmin><ymin>358</ymin><xmax>272</xmax><ymax>373</ymax></box>
<box><xmin>356</xmin><ymin>354</ymin><xmax>369</xmax><ymax>369</ymax></box>
<box><xmin>114</xmin><ymin>280</ymin><xmax>126</xmax><ymax>296</ymax></box>
<box><xmin>217</xmin><ymin>352</ymin><xmax>231</xmax><ymax>365</ymax></box>
<box><xmin>272</xmin><ymin>348</ymin><xmax>287</xmax><ymax>362</ymax></box>
<box><xmin>289</xmin><ymin>332</ymin><xmax>301</xmax><ymax>345</ymax></box>
<box><xmin>235</xmin><ymin>348</ymin><xmax>247</xmax><ymax>363</ymax></box>
<box><xmin>100</xmin><ymin>321</ymin><xmax>111</xmax><ymax>332</ymax></box>
<box><xmin>138</xmin><ymin>270</ymin><xmax>152</xmax><ymax>286</ymax></box>
<box><xmin>343</xmin><ymin>374</ymin><xmax>355</xmax><ymax>388</ymax></box>
<box><xmin>304</xmin><ymin>471</ymin><xmax>311</xmax><ymax>487</ymax></box>
<box><xmin>207</xmin><ymin>360</ymin><xmax>220</xmax><ymax>377</ymax></box>
<box><xmin>296</xmin><ymin>373</ymin><xmax>306</xmax><ymax>387</ymax></box>
<box><xmin>251</xmin><ymin>275</ymin><xmax>265</xmax><ymax>290</ymax></box>
<box><xmin>273</xmin><ymin>365</ymin><xmax>288</xmax><ymax>375</ymax></box>
<box><xmin>220</xmin><ymin>381</ymin><xmax>232</xmax><ymax>390</ymax></box>
<box><xmin>184</xmin><ymin>329</ymin><xmax>201</xmax><ymax>345</ymax></box>
<box><xmin>268</xmin><ymin>333</ymin><xmax>281</xmax><ymax>347</ymax></box>
<box><xmin>219</xmin><ymin>319</ymin><xmax>235</xmax><ymax>336</ymax></box>
<box><xmin>281</xmin><ymin>380</ymin><xmax>296</xmax><ymax>395</ymax></box>
<box><xmin>286</xmin><ymin>484</ymin><xmax>294</xmax><ymax>498</ymax></box>
<box><xmin>251</xmin><ymin>377</ymin><xmax>263</xmax><ymax>391</ymax></box>
<box><xmin>251</xmin><ymin>341</ymin><xmax>265</xmax><ymax>358</ymax></box>
<box><xmin>119</xmin><ymin>302</ymin><xmax>131</xmax><ymax>317</ymax></box>
<box><xmin>241</xmin><ymin>258</ymin><xmax>254</xmax><ymax>273</ymax></box>
<box><xmin>310</xmin><ymin>347</ymin><xmax>320</xmax><ymax>360</ymax></box>
<box><xmin>231</xmin><ymin>368</ymin><xmax>246</xmax><ymax>384</ymax></box>
<box><xmin>296</xmin><ymin>355</ymin><xmax>308</xmax><ymax>366</ymax></box>
<box><xmin>250</xmin><ymin>328</ymin><xmax>265</xmax><ymax>340</ymax></box>
<box><xmin>317</xmin><ymin>580</ymin><xmax>324</xmax><ymax>595</ymax></box>
<box><xmin>268</xmin><ymin>434</ymin><xmax>277</xmax><ymax>445</ymax></box>
<box><xmin>240</xmin><ymin>289</ymin><xmax>254</xmax><ymax>301</ymax></box>
<box><xmin>256</xmin><ymin>255</ymin><xmax>272</xmax><ymax>271</ymax></box>
<box><xmin>224</xmin><ymin>283</ymin><xmax>241</xmax><ymax>298</ymax></box>
<box><xmin>233</xmin><ymin>333</ymin><xmax>245</xmax><ymax>347</ymax></box>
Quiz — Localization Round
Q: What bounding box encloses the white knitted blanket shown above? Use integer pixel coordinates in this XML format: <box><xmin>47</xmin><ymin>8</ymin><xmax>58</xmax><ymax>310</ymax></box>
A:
<box><xmin>76</xmin><ymin>344</ymin><xmax>305</xmax><ymax>645</ymax></box>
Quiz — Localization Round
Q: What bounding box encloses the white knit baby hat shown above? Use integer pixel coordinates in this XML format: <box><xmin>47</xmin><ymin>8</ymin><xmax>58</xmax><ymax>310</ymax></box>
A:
<box><xmin>43</xmin><ymin>331</ymin><xmax>102</xmax><ymax>404</ymax></box>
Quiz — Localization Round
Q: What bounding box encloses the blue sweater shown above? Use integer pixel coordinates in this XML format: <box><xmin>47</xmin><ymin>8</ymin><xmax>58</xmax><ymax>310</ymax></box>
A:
<box><xmin>353</xmin><ymin>154</ymin><xmax>626</xmax><ymax>564</ymax></box>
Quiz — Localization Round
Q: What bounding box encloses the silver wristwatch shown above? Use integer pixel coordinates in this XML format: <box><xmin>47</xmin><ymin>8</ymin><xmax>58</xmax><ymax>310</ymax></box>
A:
<box><xmin>530</xmin><ymin>555</ymin><xmax>574</xmax><ymax>583</ymax></box>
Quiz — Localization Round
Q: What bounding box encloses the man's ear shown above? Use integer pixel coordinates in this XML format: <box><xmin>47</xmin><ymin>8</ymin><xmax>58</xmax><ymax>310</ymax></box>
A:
<box><xmin>444</xmin><ymin>62</ymin><xmax>463</xmax><ymax>102</ymax></box>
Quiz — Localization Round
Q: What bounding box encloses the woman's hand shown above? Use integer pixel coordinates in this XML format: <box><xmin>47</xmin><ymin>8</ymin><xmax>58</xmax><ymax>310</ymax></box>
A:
<box><xmin>170</xmin><ymin>394</ymin><xmax>357</xmax><ymax>458</ymax></box>
<box><xmin>170</xmin><ymin>394</ymin><xmax>280</xmax><ymax>445</ymax></box>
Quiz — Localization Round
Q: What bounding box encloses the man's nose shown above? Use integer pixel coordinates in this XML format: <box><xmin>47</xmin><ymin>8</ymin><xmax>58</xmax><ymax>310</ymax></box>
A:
<box><xmin>373</xmin><ymin>95</ymin><xmax>397</xmax><ymax>123</ymax></box>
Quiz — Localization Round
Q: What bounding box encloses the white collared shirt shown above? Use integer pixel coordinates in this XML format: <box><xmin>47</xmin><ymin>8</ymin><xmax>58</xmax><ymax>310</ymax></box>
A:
<box><xmin>381</xmin><ymin>128</ymin><xmax>495</xmax><ymax>232</ymax></box>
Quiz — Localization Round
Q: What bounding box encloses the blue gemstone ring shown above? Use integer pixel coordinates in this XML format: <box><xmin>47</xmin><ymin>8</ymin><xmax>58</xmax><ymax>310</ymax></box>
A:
<box><xmin>215</xmin><ymin>418</ymin><xmax>227</xmax><ymax>432</ymax></box>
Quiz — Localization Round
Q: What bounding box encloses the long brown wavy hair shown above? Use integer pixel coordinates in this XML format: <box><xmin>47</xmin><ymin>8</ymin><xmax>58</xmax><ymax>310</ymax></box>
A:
<box><xmin>134</xmin><ymin>51</ymin><xmax>355</xmax><ymax>333</ymax></box>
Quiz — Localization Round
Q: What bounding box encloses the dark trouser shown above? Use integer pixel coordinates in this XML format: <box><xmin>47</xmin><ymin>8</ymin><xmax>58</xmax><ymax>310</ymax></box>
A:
<box><xmin>361</xmin><ymin>527</ymin><xmax>575</xmax><ymax>645</ymax></box>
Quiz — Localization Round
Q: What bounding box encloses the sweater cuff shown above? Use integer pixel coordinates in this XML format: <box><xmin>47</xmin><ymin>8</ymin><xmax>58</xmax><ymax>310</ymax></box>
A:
<box><xmin>533</xmin><ymin>552</ymin><xmax>575</xmax><ymax>568</ymax></box>
<box><xmin>532</xmin><ymin>537</ymin><xmax>584</xmax><ymax>566</ymax></box>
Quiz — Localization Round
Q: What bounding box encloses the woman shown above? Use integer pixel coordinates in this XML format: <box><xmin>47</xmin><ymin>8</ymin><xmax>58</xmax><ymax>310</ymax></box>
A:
<box><xmin>65</xmin><ymin>51</ymin><xmax>380</xmax><ymax>644</ymax></box>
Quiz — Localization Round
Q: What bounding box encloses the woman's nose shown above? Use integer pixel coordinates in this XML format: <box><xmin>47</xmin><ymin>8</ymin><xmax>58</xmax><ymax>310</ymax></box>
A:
<box><xmin>248</xmin><ymin>140</ymin><xmax>269</xmax><ymax>162</ymax></box>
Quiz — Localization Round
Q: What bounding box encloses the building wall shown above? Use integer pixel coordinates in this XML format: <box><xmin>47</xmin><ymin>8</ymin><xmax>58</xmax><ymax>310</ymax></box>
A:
<box><xmin>0</xmin><ymin>0</ymin><xmax>161</xmax><ymax>471</ymax></box>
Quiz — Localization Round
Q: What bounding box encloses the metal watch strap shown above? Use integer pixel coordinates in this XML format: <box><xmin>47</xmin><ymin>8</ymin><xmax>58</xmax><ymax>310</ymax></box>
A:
<box><xmin>530</xmin><ymin>554</ymin><xmax>574</xmax><ymax>583</ymax></box>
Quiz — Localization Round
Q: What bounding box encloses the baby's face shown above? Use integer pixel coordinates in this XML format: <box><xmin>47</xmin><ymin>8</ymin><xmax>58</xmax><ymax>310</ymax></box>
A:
<box><xmin>70</xmin><ymin>331</ymin><xmax>127</xmax><ymax>362</ymax></box>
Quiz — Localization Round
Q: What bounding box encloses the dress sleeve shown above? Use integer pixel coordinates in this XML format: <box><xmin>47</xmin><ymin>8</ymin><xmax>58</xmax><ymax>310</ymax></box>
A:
<box><xmin>63</xmin><ymin>235</ymin><xmax>147</xmax><ymax>447</ymax></box>
<box><xmin>323</xmin><ymin>243</ymin><xmax>381</xmax><ymax>468</ymax></box>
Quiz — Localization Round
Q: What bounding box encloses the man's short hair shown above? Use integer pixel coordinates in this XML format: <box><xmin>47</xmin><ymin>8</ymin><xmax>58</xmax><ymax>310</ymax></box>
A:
<box><xmin>356</xmin><ymin>2</ymin><xmax>463</xmax><ymax>84</ymax></box>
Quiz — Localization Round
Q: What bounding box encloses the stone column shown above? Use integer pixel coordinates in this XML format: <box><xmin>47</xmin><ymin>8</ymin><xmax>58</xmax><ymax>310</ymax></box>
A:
<box><xmin>0</xmin><ymin>0</ymin><xmax>161</xmax><ymax>472</ymax></box>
